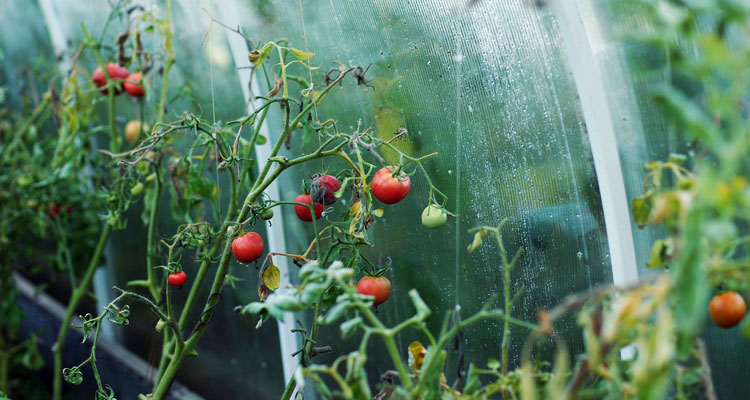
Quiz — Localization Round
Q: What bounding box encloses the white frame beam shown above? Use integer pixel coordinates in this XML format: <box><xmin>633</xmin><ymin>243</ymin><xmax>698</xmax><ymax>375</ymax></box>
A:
<box><xmin>213</xmin><ymin>0</ymin><xmax>299</xmax><ymax>387</ymax></box>
<box><xmin>550</xmin><ymin>0</ymin><xmax>639</xmax><ymax>287</ymax></box>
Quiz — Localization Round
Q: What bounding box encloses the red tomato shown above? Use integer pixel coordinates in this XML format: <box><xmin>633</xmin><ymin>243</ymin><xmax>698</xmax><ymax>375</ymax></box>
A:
<box><xmin>709</xmin><ymin>291</ymin><xmax>746</xmax><ymax>328</ymax></box>
<box><xmin>47</xmin><ymin>203</ymin><xmax>72</xmax><ymax>219</ymax></box>
<box><xmin>47</xmin><ymin>203</ymin><xmax>61</xmax><ymax>219</ymax></box>
<box><xmin>294</xmin><ymin>194</ymin><xmax>324</xmax><ymax>222</ymax></box>
<box><xmin>310</xmin><ymin>174</ymin><xmax>341</xmax><ymax>205</ymax></box>
<box><xmin>356</xmin><ymin>276</ymin><xmax>392</xmax><ymax>306</ymax></box>
<box><xmin>232</xmin><ymin>232</ymin><xmax>265</xmax><ymax>263</ymax></box>
<box><xmin>168</xmin><ymin>271</ymin><xmax>187</xmax><ymax>287</ymax></box>
<box><xmin>122</xmin><ymin>72</ymin><xmax>146</xmax><ymax>97</ymax></box>
<box><xmin>92</xmin><ymin>63</ymin><xmax>129</xmax><ymax>95</ymax></box>
<box><xmin>371</xmin><ymin>166</ymin><xmax>410</xmax><ymax>204</ymax></box>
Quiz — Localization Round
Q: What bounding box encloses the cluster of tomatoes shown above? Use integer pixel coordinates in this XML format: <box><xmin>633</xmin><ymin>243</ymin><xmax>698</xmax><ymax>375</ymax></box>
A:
<box><xmin>91</xmin><ymin>63</ymin><xmax>146</xmax><ymax>98</ymax></box>
<box><xmin>168</xmin><ymin>166</ymin><xmax>443</xmax><ymax>308</ymax></box>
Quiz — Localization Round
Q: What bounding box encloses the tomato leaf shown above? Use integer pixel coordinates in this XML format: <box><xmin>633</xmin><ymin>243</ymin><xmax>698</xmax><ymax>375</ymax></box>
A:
<box><xmin>467</xmin><ymin>231</ymin><xmax>484</xmax><ymax>253</ymax></box>
<box><xmin>408</xmin><ymin>341</ymin><xmax>428</xmax><ymax>371</ymax></box>
<box><xmin>263</xmin><ymin>263</ymin><xmax>280</xmax><ymax>291</ymax></box>
<box><xmin>289</xmin><ymin>47</ymin><xmax>315</xmax><ymax>60</ymax></box>
<box><xmin>255</xmin><ymin>42</ymin><xmax>274</xmax><ymax>66</ymax></box>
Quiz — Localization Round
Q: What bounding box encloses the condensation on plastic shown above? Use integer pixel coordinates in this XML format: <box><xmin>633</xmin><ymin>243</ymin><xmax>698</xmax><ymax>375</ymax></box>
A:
<box><xmin>235</xmin><ymin>0</ymin><xmax>612</xmax><ymax>391</ymax></box>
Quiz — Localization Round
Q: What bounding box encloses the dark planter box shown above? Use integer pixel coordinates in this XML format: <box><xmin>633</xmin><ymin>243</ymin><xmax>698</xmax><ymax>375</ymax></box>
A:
<box><xmin>14</xmin><ymin>273</ymin><xmax>203</xmax><ymax>400</ymax></box>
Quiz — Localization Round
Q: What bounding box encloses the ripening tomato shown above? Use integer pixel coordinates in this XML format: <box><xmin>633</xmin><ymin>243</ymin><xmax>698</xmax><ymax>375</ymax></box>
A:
<box><xmin>421</xmin><ymin>205</ymin><xmax>447</xmax><ymax>228</ymax></box>
<box><xmin>371</xmin><ymin>166</ymin><xmax>410</xmax><ymax>204</ymax></box>
<box><xmin>709</xmin><ymin>291</ymin><xmax>746</xmax><ymax>328</ymax></box>
<box><xmin>232</xmin><ymin>232</ymin><xmax>265</xmax><ymax>263</ymax></box>
<box><xmin>357</xmin><ymin>276</ymin><xmax>392</xmax><ymax>306</ymax></box>
<box><xmin>294</xmin><ymin>194</ymin><xmax>324</xmax><ymax>222</ymax></box>
<box><xmin>92</xmin><ymin>63</ymin><xmax>129</xmax><ymax>95</ymax></box>
<box><xmin>123</xmin><ymin>72</ymin><xmax>146</xmax><ymax>97</ymax></box>
<box><xmin>125</xmin><ymin>120</ymin><xmax>148</xmax><ymax>144</ymax></box>
<box><xmin>168</xmin><ymin>271</ymin><xmax>187</xmax><ymax>287</ymax></box>
<box><xmin>310</xmin><ymin>174</ymin><xmax>341</xmax><ymax>205</ymax></box>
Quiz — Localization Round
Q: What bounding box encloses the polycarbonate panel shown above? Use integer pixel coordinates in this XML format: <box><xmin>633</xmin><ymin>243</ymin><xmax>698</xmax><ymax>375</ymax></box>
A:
<box><xmin>235</xmin><ymin>0</ymin><xmax>612</xmax><ymax>390</ymax></box>
<box><xmin>0</xmin><ymin>1</ymin><xmax>56</xmax><ymax>110</ymax></box>
<box><xmin>586</xmin><ymin>2</ymin><xmax>750</xmax><ymax>399</ymax></box>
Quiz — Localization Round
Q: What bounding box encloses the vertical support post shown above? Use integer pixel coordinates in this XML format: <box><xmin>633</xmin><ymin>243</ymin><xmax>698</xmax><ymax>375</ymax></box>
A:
<box><xmin>38</xmin><ymin>0</ymin><xmax>117</xmax><ymax>340</ymax></box>
<box><xmin>214</xmin><ymin>1</ymin><xmax>299</xmax><ymax>387</ymax></box>
<box><xmin>549</xmin><ymin>0</ymin><xmax>639</xmax><ymax>287</ymax></box>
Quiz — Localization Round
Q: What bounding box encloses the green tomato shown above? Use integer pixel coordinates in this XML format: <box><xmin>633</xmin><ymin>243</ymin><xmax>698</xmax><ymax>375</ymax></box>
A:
<box><xmin>16</xmin><ymin>176</ymin><xmax>33</xmax><ymax>187</ymax></box>
<box><xmin>421</xmin><ymin>205</ymin><xmax>447</xmax><ymax>228</ymax></box>
<box><xmin>260</xmin><ymin>208</ymin><xmax>274</xmax><ymax>220</ymax></box>
<box><xmin>130</xmin><ymin>181</ymin><xmax>144</xmax><ymax>196</ymax></box>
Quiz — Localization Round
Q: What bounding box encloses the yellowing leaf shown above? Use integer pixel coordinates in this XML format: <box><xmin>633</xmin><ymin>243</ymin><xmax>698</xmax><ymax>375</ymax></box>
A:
<box><xmin>349</xmin><ymin>201</ymin><xmax>362</xmax><ymax>217</ymax></box>
<box><xmin>372</xmin><ymin>208</ymin><xmax>384</xmax><ymax>218</ymax></box>
<box><xmin>263</xmin><ymin>263</ymin><xmax>280</xmax><ymax>291</ymax></box>
<box><xmin>256</xmin><ymin>42</ymin><xmax>274</xmax><ymax>66</ymax></box>
<box><xmin>305</xmin><ymin>90</ymin><xmax>326</xmax><ymax>105</ymax></box>
<box><xmin>467</xmin><ymin>231</ymin><xmax>484</xmax><ymax>253</ymax></box>
<box><xmin>289</xmin><ymin>47</ymin><xmax>315</xmax><ymax>60</ymax></box>
<box><xmin>408</xmin><ymin>341</ymin><xmax>427</xmax><ymax>371</ymax></box>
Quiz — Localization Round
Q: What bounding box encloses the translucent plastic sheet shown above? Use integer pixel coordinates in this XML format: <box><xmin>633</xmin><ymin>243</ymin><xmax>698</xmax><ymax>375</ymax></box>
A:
<box><xmin>5</xmin><ymin>0</ymin><xmax>745</xmax><ymax>398</ymax></box>
<box><xmin>236</xmin><ymin>0</ymin><xmax>612</xmax><ymax>390</ymax></box>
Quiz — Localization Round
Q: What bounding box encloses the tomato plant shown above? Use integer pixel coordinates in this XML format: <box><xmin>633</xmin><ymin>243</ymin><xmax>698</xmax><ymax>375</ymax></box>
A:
<box><xmin>167</xmin><ymin>271</ymin><xmax>187</xmax><ymax>287</ymax></box>
<box><xmin>293</xmin><ymin>194</ymin><xmax>324</xmax><ymax>222</ymax></box>
<box><xmin>371</xmin><ymin>166</ymin><xmax>410</xmax><ymax>204</ymax></box>
<box><xmin>709</xmin><ymin>292</ymin><xmax>746</xmax><ymax>328</ymax></box>
<box><xmin>356</xmin><ymin>275</ymin><xmax>392</xmax><ymax>306</ymax></box>
<box><xmin>232</xmin><ymin>232</ymin><xmax>265</xmax><ymax>263</ymax></box>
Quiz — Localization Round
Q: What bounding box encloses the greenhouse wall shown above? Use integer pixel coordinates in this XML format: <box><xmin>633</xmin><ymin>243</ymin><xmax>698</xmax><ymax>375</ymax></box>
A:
<box><xmin>1</xmin><ymin>0</ymin><xmax>749</xmax><ymax>399</ymax></box>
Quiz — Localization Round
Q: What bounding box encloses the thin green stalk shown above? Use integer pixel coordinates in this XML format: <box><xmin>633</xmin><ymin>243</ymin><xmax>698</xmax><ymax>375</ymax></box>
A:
<box><xmin>146</xmin><ymin>170</ymin><xmax>163</xmax><ymax>301</ymax></box>
<box><xmin>495</xmin><ymin>228</ymin><xmax>512</xmax><ymax>377</ymax></box>
<box><xmin>0</xmin><ymin>350</ymin><xmax>8</xmax><ymax>396</ymax></box>
<box><xmin>89</xmin><ymin>318</ymin><xmax>104</xmax><ymax>394</ymax></box>
<box><xmin>156</xmin><ymin>0</ymin><xmax>174</xmax><ymax>125</ymax></box>
<box><xmin>280</xmin><ymin>374</ymin><xmax>297</xmax><ymax>400</ymax></box>
<box><xmin>355</xmin><ymin>303</ymin><xmax>412</xmax><ymax>389</ymax></box>
<box><xmin>52</xmin><ymin>224</ymin><xmax>112</xmax><ymax>400</ymax></box>
<box><xmin>107</xmin><ymin>89</ymin><xmax>119</xmax><ymax>153</ymax></box>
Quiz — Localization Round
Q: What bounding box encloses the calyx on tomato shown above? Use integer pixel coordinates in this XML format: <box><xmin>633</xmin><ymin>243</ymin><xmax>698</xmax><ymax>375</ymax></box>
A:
<box><xmin>371</xmin><ymin>166</ymin><xmax>410</xmax><ymax>204</ymax></box>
